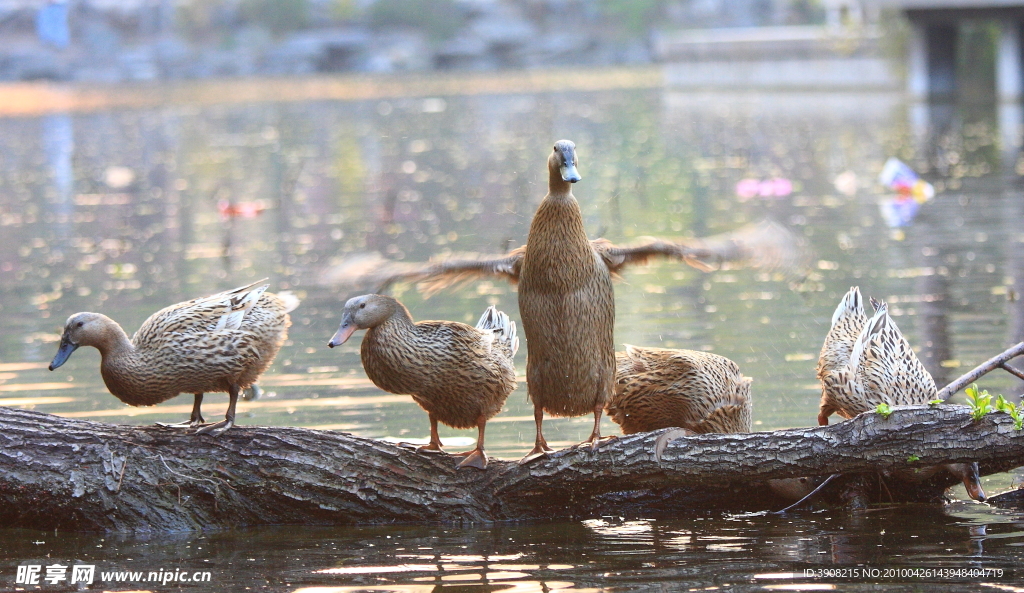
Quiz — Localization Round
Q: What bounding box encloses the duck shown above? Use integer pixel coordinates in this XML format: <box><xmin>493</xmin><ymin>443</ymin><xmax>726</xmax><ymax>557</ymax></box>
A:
<box><xmin>818</xmin><ymin>296</ymin><xmax>986</xmax><ymax>501</ymax></box>
<box><xmin>327</xmin><ymin>294</ymin><xmax>518</xmax><ymax>470</ymax></box>
<box><xmin>48</xmin><ymin>280</ymin><xmax>296</xmax><ymax>436</ymax></box>
<box><xmin>349</xmin><ymin>141</ymin><xmax>801</xmax><ymax>462</ymax></box>
<box><xmin>606</xmin><ymin>345</ymin><xmax>752</xmax><ymax>435</ymax></box>
<box><xmin>513</xmin><ymin>140</ymin><xmax>617</xmax><ymax>460</ymax></box>
<box><xmin>816</xmin><ymin>286</ymin><xmax>869</xmax><ymax>426</ymax></box>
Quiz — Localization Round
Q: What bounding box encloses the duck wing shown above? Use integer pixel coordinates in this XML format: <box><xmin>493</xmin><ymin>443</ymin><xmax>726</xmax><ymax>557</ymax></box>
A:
<box><xmin>596</xmin><ymin>219</ymin><xmax>807</xmax><ymax>276</ymax></box>
<box><xmin>327</xmin><ymin>220</ymin><xmax>803</xmax><ymax>297</ymax></box>
<box><xmin>373</xmin><ymin>248</ymin><xmax>525</xmax><ymax>296</ymax></box>
<box><xmin>596</xmin><ymin>238</ymin><xmax>719</xmax><ymax>274</ymax></box>
<box><xmin>133</xmin><ymin>280</ymin><xmax>269</xmax><ymax>347</ymax></box>
<box><xmin>846</xmin><ymin>300</ymin><xmax>937</xmax><ymax>406</ymax></box>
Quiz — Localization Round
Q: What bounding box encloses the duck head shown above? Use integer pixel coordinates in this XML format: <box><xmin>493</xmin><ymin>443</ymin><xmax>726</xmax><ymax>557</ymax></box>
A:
<box><xmin>548</xmin><ymin>139</ymin><xmax>581</xmax><ymax>190</ymax></box>
<box><xmin>49</xmin><ymin>312</ymin><xmax>116</xmax><ymax>370</ymax></box>
<box><xmin>946</xmin><ymin>462</ymin><xmax>986</xmax><ymax>502</ymax></box>
<box><xmin>327</xmin><ymin>294</ymin><xmax>399</xmax><ymax>347</ymax></box>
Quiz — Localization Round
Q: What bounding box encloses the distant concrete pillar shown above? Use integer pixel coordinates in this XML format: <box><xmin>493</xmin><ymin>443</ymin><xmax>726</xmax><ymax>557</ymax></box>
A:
<box><xmin>998</xmin><ymin>21</ymin><xmax>1023</xmax><ymax>102</ymax></box>
<box><xmin>908</xmin><ymin>21</ymin><xmax>929</xmax><ymax>100</ymax></box>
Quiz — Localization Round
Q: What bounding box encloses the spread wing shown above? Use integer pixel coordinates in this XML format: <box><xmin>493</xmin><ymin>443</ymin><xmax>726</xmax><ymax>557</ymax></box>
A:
<box><xmin>320</xmin><ymin>219</ymin><xmax>804</xmax><ymax>296</ymax></box>
<box><xmin>597</xmin><ymin>219</ymin><xmax>806</xmax><ymax>276</ymax></box>
<box><xmin>319</xmin><ymin>248</ymin><xmax>523</xmax><ymax>297</ymax></box>
<box><xmin>378</xmin><ymin>248</ymin><xmax>524</xmax><ymax>296</ymax></box>
<box><xmin>595</xmin><ymin>238</ymin><xmax>719</xmax><ymax>275</ymax></box>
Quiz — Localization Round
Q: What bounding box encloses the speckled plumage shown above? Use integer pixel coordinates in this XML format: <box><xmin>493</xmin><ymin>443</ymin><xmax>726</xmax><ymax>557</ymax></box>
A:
<box><xmin>50</xmin><ymin>280</ymin><xmax>295</xmax><ymax>434</ymax></box>
<box><xmin>607</xmin><ymin>345</ymin><xmax>752</xmax><ymax>435</ymax></box>
<box><xmin>329</xmin><ymin>294</ymin><xmax>517</xmax><ymax>469</ymax></box>
<box><xmin>519</xmin><ymin>192</ymin><xmax>616</xmax><ymax>420</ymax></box>
<box><xmin>816</xmin><ymin>286</ymin><xmax>869</xmax><ymax>425</ymax></box>
<box><xmin>816</xmin><ymin>296</ymin><xmax>985</xmax><ymax>501</ymax></box>
<box><xmin>820</xmin><ymin>300</ymin><xmax>937</xmax><ymax>419</ymax></box>
<box><xmin>361</xmin><ymin>300</ymin><xmax>518</xmax><ymax>428</ymax></box>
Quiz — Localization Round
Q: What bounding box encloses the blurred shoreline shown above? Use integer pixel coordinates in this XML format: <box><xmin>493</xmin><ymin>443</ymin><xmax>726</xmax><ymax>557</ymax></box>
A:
<box><xmin>0</xmin><ymin>65</ymin><xmax>666</xmax><ymax>117</ymax></box>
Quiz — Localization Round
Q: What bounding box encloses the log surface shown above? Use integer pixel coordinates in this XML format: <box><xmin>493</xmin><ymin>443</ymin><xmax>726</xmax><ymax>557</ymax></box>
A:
<box><xmin>0</xmin><ymin>404</ymin><xmax>1022</xmax><ymax>532</ymax></box>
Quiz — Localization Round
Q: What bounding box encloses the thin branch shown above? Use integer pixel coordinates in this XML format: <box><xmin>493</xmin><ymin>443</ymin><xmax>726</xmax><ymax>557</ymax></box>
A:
<box><xmin>937</xmin><ymin>342</ymin><xmax>1024</xmax><ymax>400</ymax></box>
<box><xmin>1000</xmin><ymin>363</ymin><xmax>1024</xmax><ymax>382</ymax></box>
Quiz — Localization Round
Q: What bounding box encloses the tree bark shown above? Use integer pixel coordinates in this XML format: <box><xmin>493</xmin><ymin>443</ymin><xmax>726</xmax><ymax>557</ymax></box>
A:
<box><xmin>0</xmin><ymin>404</ymin><xmax>1022</xmax><ymax>532</ymax></box>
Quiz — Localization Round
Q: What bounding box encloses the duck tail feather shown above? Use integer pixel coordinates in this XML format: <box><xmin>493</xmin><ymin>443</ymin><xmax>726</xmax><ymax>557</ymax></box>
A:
<box><xmin>475</xmin><ymin>305</ymin><xmax>498</xmax><ymax>330</ymax></box>
<box><xmin>848</xmin><ymin>299</ymin><xmax>888</xmax><ymax>373</ymax></box>
<box><xmin>476</xmin><ymin>305</ymin><xmax>517</xmax><ymax>355</ymax></box>
<box><xmin>831</xmin><ymin>286</ymin><xmax>863</xmax><ymax>328</ymax></box>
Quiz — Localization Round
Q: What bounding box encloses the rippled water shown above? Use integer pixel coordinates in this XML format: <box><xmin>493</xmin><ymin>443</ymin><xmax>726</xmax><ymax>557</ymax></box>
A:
<box><xmin>1</xmin><ymin>72</ymin><xmax>1023</xmax><ymax>589</ymax></box>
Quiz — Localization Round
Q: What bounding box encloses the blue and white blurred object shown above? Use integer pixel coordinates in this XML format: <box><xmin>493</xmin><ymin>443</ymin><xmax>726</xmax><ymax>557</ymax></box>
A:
<box><xmin>878</xmin><ymin>157</ymin><xmax>935</xmax><ymax>228</ymax></box>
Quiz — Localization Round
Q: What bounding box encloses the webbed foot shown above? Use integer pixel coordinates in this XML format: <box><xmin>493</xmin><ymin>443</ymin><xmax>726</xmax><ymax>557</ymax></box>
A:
<box><xmin>414</xmin><ymin>442</ymin><xmax>445</xmax><ymax>454</ymax></box>
<box><xmin>195</xmin><ymin>419</ymin><xmax>234</xmax><ymax>436</ymax></box>
<box><xmin>588</xmin><ymin>435</ymin><xmax>617</xmax><ymax>452</ymax></box>
<box><xmin>457</xmin><ymin>449</ymin><xmax>488</xmax><ymax>470</ymax></box>
<box><xmin>156</xmin><ymin>419</ymin><xmax>205</xmax><ymax>429</ymax></box>
<box><xmin>518</xmin><ymin>444</ymin><xmax>554</xmax><ymax>465</ymax></box>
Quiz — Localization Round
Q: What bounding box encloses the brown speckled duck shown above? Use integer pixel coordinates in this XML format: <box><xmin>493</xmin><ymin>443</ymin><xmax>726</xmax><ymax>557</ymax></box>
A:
<box><xmin>48</xmin><ymin>280</ymin><xmax>296</xmax><ymax>435</ymax></box>
<box><xmin>516</xmin><ymin>140</ymin><xmax>615</xmax><ymax>460</ymax></box>
<box><xmin>818</xmin><ymin>296</ymin><xmax>985</xmax><ymax>501</ymax></box>
<box><xmin>607</xmin><ymin>345</ymin><xmax>752</xmax><ymax>435</ymax></box>
<box><xmin>327</xmin><ymin>294</ymin><xmax>518</xmax><ymax>470</ymax></box>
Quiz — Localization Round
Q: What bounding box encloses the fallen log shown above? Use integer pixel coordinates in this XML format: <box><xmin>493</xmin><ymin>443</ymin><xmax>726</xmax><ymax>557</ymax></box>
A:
<box><xmin>0</xmin><ymin>404</ymin><xmax>1021</xmax><ymax>532</ymax></box>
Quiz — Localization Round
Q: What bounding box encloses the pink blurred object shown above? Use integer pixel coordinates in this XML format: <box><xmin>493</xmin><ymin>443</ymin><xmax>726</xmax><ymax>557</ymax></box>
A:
<box><xmin>218</xmin><ymin>199</ymin><xmax>268</xmax><ymax>219</ymax></box>
<box><xmin>736</xmin><ymin>177</ymin><xmax>793</xmax><ymax>200</ymax></box>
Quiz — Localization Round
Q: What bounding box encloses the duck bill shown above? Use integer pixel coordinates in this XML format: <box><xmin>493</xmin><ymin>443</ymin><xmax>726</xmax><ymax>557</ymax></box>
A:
<box><xmin>560</xmin><ymin>164</ymin><xmax>581</xmax><ymax>183</ymax></box>
<box><xmin>962</xmin><ymin>464</ymin><xmax>986</xmax><ymax>502</ymax></box>
<box><xmin>964</xmin><ymin>479</ymin><xmax>986</xmax><ymax>502</ymax></box>
<box><xmin>328</xmin><ymin>323</ymin><xmax>357</xmax><ymax>348</ymax></box>
<box><xmin>49</xmin><ymin>337</ymin><xmax>78</xmax><ymax>371</ymax></box>
<box><xmin>948</xmin><ymin>462</ymin><xmax>986</xmax><ymax>502</ymax></box>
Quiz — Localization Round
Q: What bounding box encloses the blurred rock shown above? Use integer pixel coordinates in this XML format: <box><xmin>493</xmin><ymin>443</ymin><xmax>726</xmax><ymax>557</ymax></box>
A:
<box><xmin>119</xmin><ymin>47</ymin><xmax>159</xmax><ymax>81</ymax></box>
<box><xmin>264</xmin><ymin>28</ymin><xmax>370</xmax><ymax>75</ymax></box>
<box><xmin>365</xmin><ymin>31</ymin><xmax>431</xmax><ymax>72</ymax></box>
<box><xmin>0</xmin><ymin>46</ymin><xmax>67</xmax><ymax>80</ymax></box>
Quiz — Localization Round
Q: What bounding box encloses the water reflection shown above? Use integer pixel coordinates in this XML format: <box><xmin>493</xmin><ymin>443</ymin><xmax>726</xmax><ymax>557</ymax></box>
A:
<box><xmin>1</xmin><ymin>507</ymin><xmax>1020</xmax><ymax>591</ymax></box>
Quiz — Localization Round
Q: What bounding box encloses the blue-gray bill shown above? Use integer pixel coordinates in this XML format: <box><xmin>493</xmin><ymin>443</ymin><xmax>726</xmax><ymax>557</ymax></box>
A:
<box><xmin>48</xmin><ymin>338</ymin><xmax>78</xmax><ymax>371</ymax></box>
<box><xmin>560</xmin><ymin>163</ymin><xmax>581</xmax><ymax>183</ymax></box>
<box><xmin>327</xmin><ymin>322</ymin><xmax>356</xmax><ymax>348</ymax></box>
